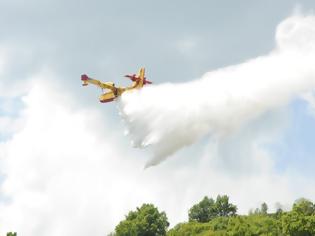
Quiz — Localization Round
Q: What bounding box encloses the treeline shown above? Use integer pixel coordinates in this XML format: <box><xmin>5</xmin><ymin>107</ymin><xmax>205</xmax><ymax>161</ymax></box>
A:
<box><xmin>110</xmin><ymin>195</ymin><xmax>315</xmax><ymax>236</ymax></box>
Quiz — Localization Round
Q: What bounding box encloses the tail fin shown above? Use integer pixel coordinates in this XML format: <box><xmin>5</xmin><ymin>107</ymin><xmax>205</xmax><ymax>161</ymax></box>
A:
<box><xmin>136</xmin><ymin>68</ymin><xmax>145</xmax><ymax>88</ymax></box>
<box><xmin>81</xmin><ymin>74</ymin><xmax>89</xmax><ymax>86</ymax></box>
<box><xmin>124</xmin><ymin>68</ymin><xmax>152</xmax><ymax>88</ymax></box>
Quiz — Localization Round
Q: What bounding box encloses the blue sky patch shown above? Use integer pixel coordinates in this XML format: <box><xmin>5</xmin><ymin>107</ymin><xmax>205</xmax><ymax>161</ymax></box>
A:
<box><xmin>271</xmin><ymin>99</ymin><xmax>315</xmax><ymax>176</ymax></box>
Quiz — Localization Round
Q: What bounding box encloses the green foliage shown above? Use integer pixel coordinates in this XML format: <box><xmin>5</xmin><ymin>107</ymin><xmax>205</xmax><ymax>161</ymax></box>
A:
<box><xmin>188</xmin><ymin>195</ymin><xmax>237</xmax><ymax>223</ymax></box>
<box><xmin>226</xmin><ymin>215</ymin><xmax>281</xmax><ymax>235</ymax></box>
<box><xmin>189</xmin><ymin>197</ymin><xmax>217</xmax><ymax>223</ymax></box>
<box><xmin>281</xmin><ymin>199</ymin><xmax>315</xmax><ymax>236</ymax></box>
<box><xmin>114</xmin><ymin>197</ymin><xmax>315</xmax><ymax>236</ymax></box>
<box><xmin>275</xmin><ymin>202</ymin><xmax>284</xmax><ymax>216</ymax></box>
<box><xmin>260</xmin><ymin>202</ymin><xmax>268</xmax><ymax>215</ymax></box>
<box><xmin>168</xmin><ymin>215</ymin><xmax>281</xmax><ymax>236</ymax></box>
<box><xmin>115</xmin><ymin>203</ymin><xmax>169</xmax><ymax>236</ymax></box>
<box><xmin>7</xmin><ymin>233</ymin><xmax>17</xmax><ymax>236</ymax></box>
<box><xmin>250</xmin><ymin>202</ymin><xmax>269</xmax><ymax>216</ymax></box>
<box><xmin>169</xmin><ymin>197</ymin><xmax>315</xmax><ymax>236</ymax></box>
<box><xmin>215</xmin><ymin>195</ymin><xmax>237</xmax><ymax>217</ymax></box>
<box><xmin>292</xmin><ymin>198</ymin><xmax>315</xmax><ymax>216</ymax></box>
<box><xmin>167</xmin><ymin>222</ymin><xmax>217</xmax><ymax>236</ymax></box>
<box><xmin>281</xmin><ymin>211</ymin><xmax>315</xmax><ymax>235</ymax></box>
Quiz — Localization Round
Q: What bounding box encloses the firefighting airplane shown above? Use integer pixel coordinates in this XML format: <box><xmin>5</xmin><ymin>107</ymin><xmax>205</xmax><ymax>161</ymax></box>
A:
<box><xmin>81</xmin><ymin>68</ymin><xmax>152</xmax><ymax>103</ymax></box>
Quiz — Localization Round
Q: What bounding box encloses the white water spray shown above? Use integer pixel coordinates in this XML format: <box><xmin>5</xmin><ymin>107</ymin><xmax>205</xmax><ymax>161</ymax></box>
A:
<box><xmin>120</xmin><ymin>14</ymin><xmax>315</xmax><ymax>167</ymax></box>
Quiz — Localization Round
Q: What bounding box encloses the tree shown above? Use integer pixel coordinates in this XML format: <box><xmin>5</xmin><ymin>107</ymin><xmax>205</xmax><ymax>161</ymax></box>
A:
<box><xmin>260</xmin><ymin>202</ymin><xmax>268</xmax><ymax>215</ymax></box>
<box><xmin>188</xmin><ymin>195</ymin><xmax>237</xmax><ymax>223</ymax></box>
<box><xmin>250</xmin><ymin>203</ymin><xmax>268</xmax><ymax>215</ymax></box>
<box><xmin>115</xmin><ymin>203</ymin><xmax>169</xmax><ymax>236</ymax></box>
<box><xmin>188</xmin><ymin>196</ymin><xmax>217</xmax><ymax>222</ymax></box>
<box><xmin>292</xmin><ymin>198</ymin><xmax>315</xmax><ymax>216</ymax></box>
<box><xmin>215</xmin><ymin>195</ymin><xmax>237</xmax><ymax>217</ymax></box>
<box><xmin>281</xmin><ymin>198</ymin><xmax>315</xmax><ymax>235</ymax></box>
<box><xmin>254</xmin><ymin>208</ymin><xmax>261</xmax><ymax>214</ymax></box>
<box><xmin>7</xmin><ymin>233</ymin><xmax>17</xmax><ymax>236</ymax></box>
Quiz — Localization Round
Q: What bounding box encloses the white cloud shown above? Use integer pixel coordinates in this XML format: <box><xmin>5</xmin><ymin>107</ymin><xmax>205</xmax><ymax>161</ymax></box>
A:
<box><xmin>0</xmin><ymin>78</ymin><xmax>314</xmax><ymax>235</ymax></box>
<box><xmin>0</xmin><ymin>116</ymin><xmax>23</xmax><ymax>138</ymax></box>
<box><xmin>0</xmin><ymin>80</ymin><xmax>133</xmax><ymax>235</ymax></box>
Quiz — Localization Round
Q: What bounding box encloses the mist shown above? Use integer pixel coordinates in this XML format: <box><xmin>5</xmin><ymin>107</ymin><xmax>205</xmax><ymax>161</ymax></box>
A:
<box><xmin>119</xmin><ymin>14</ymin><xmax>315</xmax><ymax>167</ymax></box>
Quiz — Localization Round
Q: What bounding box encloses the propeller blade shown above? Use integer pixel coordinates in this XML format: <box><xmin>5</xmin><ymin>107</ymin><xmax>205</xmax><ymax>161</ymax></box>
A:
<box><xmin>124</xmin><ymin>74</ymin><xmax>138</xmax><ymax>81</ymax></box>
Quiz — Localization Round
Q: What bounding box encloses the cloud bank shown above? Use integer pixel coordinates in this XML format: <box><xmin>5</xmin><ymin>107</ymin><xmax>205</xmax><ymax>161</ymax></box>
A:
<box><xmin>119</xmin><ymin>14</ymin><xmax>315</xmax><ymax>167</ymax></box>
<box><xmin>0</xmin><ymin>81</ymin><xmax>311</xmax><ymax>236</ymax></box>
<box><xmin>0</xmin><ymin>80</ymin><xmax>144</xmax><ymax>235</ymax></box>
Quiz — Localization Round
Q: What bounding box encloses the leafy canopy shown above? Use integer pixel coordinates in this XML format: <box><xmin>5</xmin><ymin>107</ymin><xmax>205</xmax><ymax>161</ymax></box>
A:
<box><xmin>188</xmin><ymin>195</ymin><xmax>237</xmax><ymax>223</ymax></box>
<box><xmin>115</xmin><ymin>203</ymin><xmax>169</xmax><ymax>236</ymax></box>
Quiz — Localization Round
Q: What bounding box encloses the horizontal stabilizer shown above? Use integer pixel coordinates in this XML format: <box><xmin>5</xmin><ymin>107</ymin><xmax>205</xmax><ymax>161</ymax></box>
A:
<box><xmin>81</xmin><ymin>74</ymin><xmax>90</xmax><ymax>86</ymax></box>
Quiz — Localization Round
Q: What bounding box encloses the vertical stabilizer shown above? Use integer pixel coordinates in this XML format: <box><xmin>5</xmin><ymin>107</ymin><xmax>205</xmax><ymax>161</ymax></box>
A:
<box><xmin>136</xmin><ymin>68</ymin><xmax>145</xmax><ymax>88</ymax></box>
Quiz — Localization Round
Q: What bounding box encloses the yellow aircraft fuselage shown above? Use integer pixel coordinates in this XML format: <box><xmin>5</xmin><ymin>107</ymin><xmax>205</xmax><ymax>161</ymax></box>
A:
<box><xmin>81</xmin><ymin>68</ymin><xmax>150</xmax><ymax>103</ymax></box>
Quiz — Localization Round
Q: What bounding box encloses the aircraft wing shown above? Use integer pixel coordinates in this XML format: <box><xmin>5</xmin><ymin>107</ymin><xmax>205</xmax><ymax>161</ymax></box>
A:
<box><xmin>81</xmin><ymin>74</ymin><xmax>115</xmax><ymax>90</ymax></box>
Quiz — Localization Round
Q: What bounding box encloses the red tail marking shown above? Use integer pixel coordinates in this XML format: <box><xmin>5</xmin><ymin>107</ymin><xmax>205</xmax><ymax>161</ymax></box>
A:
<box><xmin>81</xmin><ymin>74</ymin><xmax>89</xmax><ymax>81</ymax></box>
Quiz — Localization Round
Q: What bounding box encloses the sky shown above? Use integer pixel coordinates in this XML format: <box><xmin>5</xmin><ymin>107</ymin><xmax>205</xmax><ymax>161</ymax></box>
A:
<box><xmin>1</xmin><ymin>0</ymin><xmax>315</xmax><ymax>235</ymax></box>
